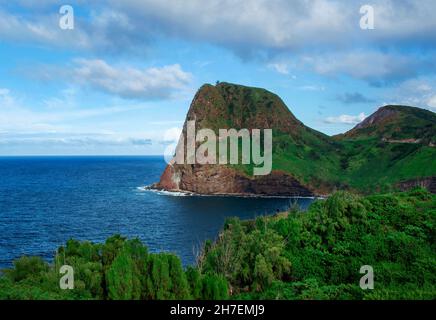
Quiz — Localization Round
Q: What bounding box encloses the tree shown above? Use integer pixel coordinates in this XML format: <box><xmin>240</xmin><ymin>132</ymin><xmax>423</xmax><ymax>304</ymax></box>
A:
<box><xmin>106</xmin><ymin>239</ymin><xmax>147</xmax><ymax>300</ymax></box>
<box><xmin>6</xmin><ymin>256</ymin><xmax>48</xmax><ymax>282</ymax></box>
<box><xmin>201</xmin><ymin>274</ymin><xmax>228</xmax><ymax>300</ymax></box>
<box><xmin>186</xmin><ymin>267</ymin><xmax>202</xmax><ymax>299</ymax></box>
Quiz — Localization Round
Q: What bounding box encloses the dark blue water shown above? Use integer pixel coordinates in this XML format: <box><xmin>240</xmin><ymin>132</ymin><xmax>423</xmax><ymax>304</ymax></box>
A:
<box><xmin>0</xmin><ymin>156</ymin><xmax>313</xmax><ymax>268</ymax></box>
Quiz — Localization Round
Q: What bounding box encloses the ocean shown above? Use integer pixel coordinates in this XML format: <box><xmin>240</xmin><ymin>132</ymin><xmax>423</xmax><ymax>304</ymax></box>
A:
<box><xmin>0</xmin><ymin>156</ymin><xmax>314</xmax><ymax>268</ymax></box>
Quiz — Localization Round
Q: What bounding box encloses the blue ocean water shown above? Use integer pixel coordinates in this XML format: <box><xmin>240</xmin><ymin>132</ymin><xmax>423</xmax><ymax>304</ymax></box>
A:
<box><xmin>0</xmin><ymin>156</ymin><xmax>313</xmax><ymax>268</ymax></box>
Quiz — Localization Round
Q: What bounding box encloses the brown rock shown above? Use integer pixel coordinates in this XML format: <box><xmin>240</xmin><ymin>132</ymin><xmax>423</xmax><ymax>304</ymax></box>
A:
<box><xmin>396</xmin><ymin>177</ymin><xmax>436</xmax><ymax>194</ymax></box>
<box><xmin>155</xmin><ymin>163</ymin><xmax>314</xmax><ymax>197</ymax></box>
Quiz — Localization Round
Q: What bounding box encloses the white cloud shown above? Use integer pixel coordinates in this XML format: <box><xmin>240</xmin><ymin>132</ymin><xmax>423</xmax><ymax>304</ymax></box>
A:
<box><xmin>385</xmin><ymin>78</ymin><xmax>436</xmax><ymax>111</ymax></box>
<box><xmin>148</xmin><ymin>120</ymin><xmax>183</xmax><ymax>126</ymax></box>
<box><xmin>426</xmin><ymin>95</ymin><xmax>436</xmax><ymax>111</ymax></box>
<box><xmin>0</xmin><ymin>88</ymin><xmax>10</xmax><ymax>96</ymax></box>
<box><xmin>267</xmin><ymin>49</ymin><xmax>435</xmax><ymax>85</ymax></box>
<box><xmin>1</xmin><ymin>1</ymin><xmax>435</xmax><ymax>88</ymax></box>
<box><xmin>163</xmin><ymin>127</ymin><xmax>182</xmax><ymax>142</ymax></box>
<box><xmin>0</xmin><ymin>86</ymin><xmax>177</xmax><ymax>155</ymax></box>
<box><xmin>0</xmin><ymin>9</ymin><xmax>92</xmax><ymax>49</ymax></box>
<box><xmin>0</xmin><ymin>7</ymin><xmax>150</xmax><ymax>53</ymax></box>
<box><xmin>72</xmin><ymin>59</ymin><xmax>192</xmax><ymax>99</ymax></box>
<box><xmin>2</xmin><ymin>1</ymin><xmax>436</xmax><ymax>55</ymax></box>
<box><xmin>301</xmin><ymin>50</ymin><xmax>430</xmax><ymax>85</ymax></box>
<box><xmin>268</xmin><ymin>63</ymin><xmax>290</xmax><ymax>75</ymax></box>
<box><xmin>103</xmin><ymin>0</ymin><xmax>350</xmax><ymax>54</ymax></box>
<box><xmin>0</xmin><ymin>135</ymin><xmax>151</xmax><ymax>147</ymax></box>
<box><xmin>43</xmin><ymin>87</ymin><xmax>78</xmax><ymax>109</ymax></box>
<box><xmin>298</xmin><ymin>85</ymin><xmax>325</xmax><ymax>91</ymax></box>
<box><xmin>0</xmin><ymin>87</ymin><xmax>15</xmax><ymax>106</ymax></box>
<box><xmin>324</xmin><ymin>112</ymin><xmax>367</xmax><ymax>125</ymax></box>
<box><xmin>0</xmin><ymin>88</ymin><xmax>154</xmax><ymax>133</ymax></box>
<box><xmin>105</xmin><ymin>0</ymin><xmax>436</xmax><ymax>52</ymax></box>
<box><xmin>33</xmin><ymin>59</ymin><xmax>193</xmax><ymax>100</ymax></box>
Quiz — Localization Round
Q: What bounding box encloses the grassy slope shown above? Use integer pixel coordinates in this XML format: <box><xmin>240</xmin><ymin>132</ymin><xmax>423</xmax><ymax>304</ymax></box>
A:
<box><xmin>336</xmin><ymin>106</ymin><xmax>436</xmax><ymax>192</ymax></box>
<box><xmin>338</xmin><ymin>139</ymin><xmax>435</xmax><ymax>192</ymax></box>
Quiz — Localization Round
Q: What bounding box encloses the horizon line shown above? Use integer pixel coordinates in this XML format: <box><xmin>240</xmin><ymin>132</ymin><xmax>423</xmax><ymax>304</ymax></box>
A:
<box><xmin>0</xmin><ymin>154</ymin><xmax>165</xmax><ymax>157</ymax></box>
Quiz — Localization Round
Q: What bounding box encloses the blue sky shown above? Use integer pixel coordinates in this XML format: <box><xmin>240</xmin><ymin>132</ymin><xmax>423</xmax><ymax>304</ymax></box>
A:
<box><xmin>0</xmin><ymin>0</ymin><xmax>435</xmax><ymax>155</ymax></box>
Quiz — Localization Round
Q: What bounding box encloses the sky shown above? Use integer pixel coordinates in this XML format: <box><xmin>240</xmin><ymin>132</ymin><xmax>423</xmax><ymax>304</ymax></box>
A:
<box><xmin>0</xmin><ymin>0</ymin><xmax>435</xmax><ymax>155</ymax></box>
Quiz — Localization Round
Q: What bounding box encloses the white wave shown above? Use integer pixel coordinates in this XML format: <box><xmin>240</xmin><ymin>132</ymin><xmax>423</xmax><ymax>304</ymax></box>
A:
<box><xmin>136</xmin><ymin>185</ymin><xmax>322</xmax><ymax>199</ymax></box>
<box><xmin>154</xmin><ymin>190</ymin><xmax>192</xmax><ymax>197</ymax></box>
<box><xmin>136</xmin><ymin>186</ymin><xmax>193</xmax><ymax>197</ymax></box>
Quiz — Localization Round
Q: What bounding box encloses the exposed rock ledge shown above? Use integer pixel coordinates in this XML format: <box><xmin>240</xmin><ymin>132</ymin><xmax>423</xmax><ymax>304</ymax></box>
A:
<box><xmin>151</xmin><ymin>163</ymin><xmax>315</xmax><ymax>197</ymax></box>
<box><xmin>396</xmin><ymin>177</ymin><xmax>436</xmax><ymax>194</ymax></box>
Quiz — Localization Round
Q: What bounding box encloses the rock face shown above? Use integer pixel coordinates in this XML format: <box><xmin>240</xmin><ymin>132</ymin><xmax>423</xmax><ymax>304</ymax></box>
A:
<box><xmin>157</xmin><ymin>163</ymin><xmax>313</xmax><ymax>196</ymax></box>
<box><xmin>397</xmin><ymin>177</ymin><xmax>436</xmax><ymax>194</ymax></box>
<box><xmin>354</xmin><ymin>106</ymin><xmax>399</xmax><ymax>131</ymax></box>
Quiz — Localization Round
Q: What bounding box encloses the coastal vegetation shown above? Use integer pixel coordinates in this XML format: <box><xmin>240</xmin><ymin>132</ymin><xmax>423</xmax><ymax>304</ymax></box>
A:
<box><xmin>1</xmin><ymin>188</ymin><xmax>434</xmax><ymax>300</ymax></box>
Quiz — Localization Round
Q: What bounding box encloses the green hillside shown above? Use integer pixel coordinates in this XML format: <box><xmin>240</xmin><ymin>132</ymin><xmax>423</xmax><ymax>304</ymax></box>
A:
<box><xmin>189</xmin><ymin>82</ymin><xmax>436</xmax><ymax>194</ymax></box>
<box><xmin>339</xmin><ymin>105</ymin><xmax>436</xmax><ymax>143</ymax></box>
<box><xmin>335</xmin><ymin>105</ymin><xmax>436</xmax><ymax>192</ymax></box>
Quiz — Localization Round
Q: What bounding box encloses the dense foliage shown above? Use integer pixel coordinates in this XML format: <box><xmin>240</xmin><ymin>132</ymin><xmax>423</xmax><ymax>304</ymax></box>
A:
<box><xmin>200</xmin><ymin>188</ymin><xmax>436</xmax><ymax>299</ymax></box>
<box><xmin>1</xmin><ymin>188</ymin><xmax>435</xmax><ymax>300</ymax></box>
<box><xmin>0</xmin><ymin>235</ymin><xmax>228</xmax><ymax>300</ymax></box>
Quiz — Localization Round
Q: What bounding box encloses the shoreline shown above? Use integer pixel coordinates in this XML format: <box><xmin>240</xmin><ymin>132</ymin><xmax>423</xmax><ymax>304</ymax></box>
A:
<box><xmin>141</xmin><ymin>185</ymin><xmax>325</xmax><ymax>199</ymax></box>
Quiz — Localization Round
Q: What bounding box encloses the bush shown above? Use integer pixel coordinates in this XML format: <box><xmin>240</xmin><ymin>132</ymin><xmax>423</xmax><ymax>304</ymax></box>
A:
<box><xmin>201</xmin><ymin>274</ymin><xmax>228</xmax><ymax>300</ymax></box>
<box><xmin>6</xmin><ymin>256</ymin><xmax>49</xmax><ymax>282</ymax></box>
<box><xmin>0</xmin><ymin>236</ymin><xmax>216</xmax><ymax>300</ymax></box>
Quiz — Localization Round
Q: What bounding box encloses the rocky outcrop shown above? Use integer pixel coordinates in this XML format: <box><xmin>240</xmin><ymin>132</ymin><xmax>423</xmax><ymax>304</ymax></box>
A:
<box><xmin>153</xmin><ymin>82</ymin><xmax>320</xmax><ymax>197</ymax></box>
<box><xmin>354</xmin><ymin>106</ymin><xmax>399</xmax><ymax>130</ymax></box>
<box><xmin>396</xmin><ymin>177</ymin><xmax>436</xmax><ymax>194</ymax></box>
<box><xmin>154</xmin><ymin>163</ymin><xmax>314</xmax><ymax>197</ymax></box>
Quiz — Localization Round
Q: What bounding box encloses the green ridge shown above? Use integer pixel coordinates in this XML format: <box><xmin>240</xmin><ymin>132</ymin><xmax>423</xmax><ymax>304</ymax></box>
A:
<box><xmin>188</xmin><ymin>82</ymin><xmax>436</xmax><ymax>193</ymax></box>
